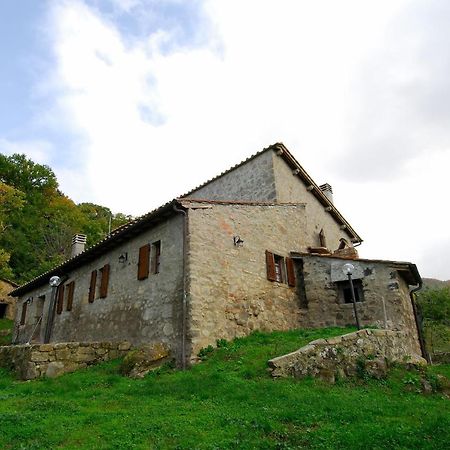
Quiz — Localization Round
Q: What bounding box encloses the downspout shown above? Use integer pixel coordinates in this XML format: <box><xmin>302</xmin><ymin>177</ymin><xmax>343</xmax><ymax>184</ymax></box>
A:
<box><xmin>409</xmin><ymin>281</ymin><xmax>430</xmax><ymax>363</ymax></box>
<box><xmin>173</xmin><ymin>203</ymin><xmax>188</xmax><ymax>370</ymax></box>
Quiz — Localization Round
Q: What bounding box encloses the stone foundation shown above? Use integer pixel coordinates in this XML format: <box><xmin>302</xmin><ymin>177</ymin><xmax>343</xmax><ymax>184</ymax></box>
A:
<box><xmin>0</xmin><ymin>341</ymin><xmax>132</xmax><ymax>380</ymax></box>
<box><xmin>268</xmin><ymin>329</ymin><xmax>426</xmax><ymax>382</ymax></box>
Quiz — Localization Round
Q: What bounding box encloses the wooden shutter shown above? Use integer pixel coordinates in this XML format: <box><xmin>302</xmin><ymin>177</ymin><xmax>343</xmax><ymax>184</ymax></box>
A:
<box><xmin>286</xmin><ymin>257</ymin><xmax>296</xmax><ymax>287</ymax></box>
<box><xmin>99</xmin><ymin>263</ymin><xmax>110</xmax><ymax>298</ymax></box>
<box><xmin>138</xmin><ymin>244</ymin><xmax>150</xmax><ymax>280</ymax></box>
<box><xmin>20</xmin><ymin>302</ymin><xmax>27</xmax><ymax>325</ymax></box>
<box><xmin>66</xmin><ymin>281</ymin><xmax>75</xmax><ymax>311</ymax></box>
<box><xmin>89</xmin><ymin>270</ymin><xmax>97</xmax><ymax>303</ymax></box>
<box><xmin>266</xmin><ymin>250</ymin><xmax>276</xmax><ymax>281</ymax></box>
<box><xmin>56</xmin><ymin>284</ymin><xmax>65</xmax><ymax>314</ymax></box>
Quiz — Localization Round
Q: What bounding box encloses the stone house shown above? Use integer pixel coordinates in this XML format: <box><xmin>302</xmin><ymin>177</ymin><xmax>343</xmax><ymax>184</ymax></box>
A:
<box><xmin>0</xmin><ymin>278</ymin><xmax>18</xmax><ymax>320</ymax></box>
<box><xmin>9</xmin><ymin>143</ymin><xmax>425</xmax><ymax>365</ymax></box>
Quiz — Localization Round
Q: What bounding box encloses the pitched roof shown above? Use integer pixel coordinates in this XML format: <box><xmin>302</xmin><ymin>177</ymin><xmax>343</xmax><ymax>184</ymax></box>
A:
<box><xmin>11</xmin><ymin>200</ymin><xmax>180</xmax><ymax>297</ymax></box>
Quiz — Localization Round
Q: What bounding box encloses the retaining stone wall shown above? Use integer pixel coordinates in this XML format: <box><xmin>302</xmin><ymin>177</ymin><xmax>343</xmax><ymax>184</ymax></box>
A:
<box><xmin>268</xmin><ymin>329</ymin><xmax>426</xmax><ymax>383</ymax></box>
<box><xmin>0</xmin><ymin>341</ymin><xmax>132</xmax><ymax>380</ymax></box>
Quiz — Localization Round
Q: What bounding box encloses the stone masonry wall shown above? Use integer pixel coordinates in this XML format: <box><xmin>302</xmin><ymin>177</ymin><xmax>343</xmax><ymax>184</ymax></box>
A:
<box><xmin>268</xmin><ymin>329</ymin><xmax>426</xmax><ymax>382</ymax></box>
<box><xmin>186</xmin><ymin>202</ymin><xmax>308</xmax><ymax>357</ymax></box>
<box><xmin>272</xmin><ymin>152</ymin><xmax>356</xmax><ymax>250</ymax></box>
<box><xmin>0</xmin><ymin>341</ymin><xmax>132</xmax><ymax>380</ymax></box>
<box><xmin>299</xmin><ymin>256</ymin><xmax>422</xmax><ymax>355</ymax></box>
<box><xmin>186</xmin><ymin>150</ymin><xmax>277</xmax><ymax>202</ymax></box>
<box><xmin>14</xmin><ymin>214</ymin><xmax>185</xmax><ymax>362</ymax></box>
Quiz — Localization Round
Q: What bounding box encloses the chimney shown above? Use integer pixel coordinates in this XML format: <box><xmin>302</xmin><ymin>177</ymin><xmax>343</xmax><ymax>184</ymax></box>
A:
<box><xmin>71</xmin><ymin>234</ymin><xmax>87</xmax><ymax>258</ymax></box>
<box><xmin>319</xmin><ymin>183</ymin><xmax>333</xmax><ymax>204</ymax></box>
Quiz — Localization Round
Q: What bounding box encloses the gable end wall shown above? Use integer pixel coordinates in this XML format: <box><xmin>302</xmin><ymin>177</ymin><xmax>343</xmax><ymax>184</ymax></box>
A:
<box><xmin>185</xmin><ymin>150</ymin><xmax>276</xmax><ymax>201</ymax></box>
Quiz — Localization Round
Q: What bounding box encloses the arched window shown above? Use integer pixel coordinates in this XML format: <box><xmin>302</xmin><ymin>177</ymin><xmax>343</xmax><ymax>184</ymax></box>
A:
<box><xmin>338</xmin><ymin>238</ymin><xmax>349</xmax><ymax>250</ymax></box>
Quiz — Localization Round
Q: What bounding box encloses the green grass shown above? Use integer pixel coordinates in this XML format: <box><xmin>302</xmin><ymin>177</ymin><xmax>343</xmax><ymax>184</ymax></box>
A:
<box><xmin>0</xmin><ymin>318</ymin><xmax>13</xmax><ymax>345</ymax></box>
<box><xmin>0</xmin><ymin>326</ymin><xmax>449</xmax><ymax>449</ymax></box>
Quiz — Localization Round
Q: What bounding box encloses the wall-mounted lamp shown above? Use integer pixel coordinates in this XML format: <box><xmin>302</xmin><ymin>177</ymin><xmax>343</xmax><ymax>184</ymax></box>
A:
<box><xmin>26</xmin><ymin>297</ymin><xmax>33</xmax><ymax>305</ymax></box>
<box><xmin>49</xmin><ymin>276</ymin><xmax>61</xmax><ymax>287</ymax></box>
<box><xmin>118</xmin><ymin>252</ymin><xmax>128</xmax><ymax>264</ymax></box>
<box><xmin>233</xmin><ymin>236</ymin><xmax>244</xmax><ymax>247</ymax></box>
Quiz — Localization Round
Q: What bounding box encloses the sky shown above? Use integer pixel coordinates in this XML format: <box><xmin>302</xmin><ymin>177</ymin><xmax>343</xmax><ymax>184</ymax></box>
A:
<box><xmin>0</xmin><ymin>0</ymin><xmax>449</xmax><ymax>280</ymax></box>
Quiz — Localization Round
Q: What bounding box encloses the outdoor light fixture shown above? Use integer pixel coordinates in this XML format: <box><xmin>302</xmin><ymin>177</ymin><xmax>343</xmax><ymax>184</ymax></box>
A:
<box><xmin>342</xmin><ymin>262</ymin><xmax>361</xmax><ymax>330</ymax></box>
<box><xmin>233</xmin><ymin>236</ymin><xmax>244</xmax><ymax>247</ymax></box>
<box><xmin>44</xmin><ymin>275</ymin><xmax>62</xmax><ymax>344</ymax></box>
<box><xmin>49</xmin><ymin>276</ymin><xmax>61</xmax><ymax>287</ymax></box>
<box><xmin>118</xmin><ymin>252</ymin><xmax>128</xmax><ymax>264</ymax></box>
<box><xmin>26</xmin><ymin>297</ymin><xmax>33</xmax><ymax>305</ymax></box>
<box><xmin>342</xmin><ymin>263</ymin><xmax>355</xmax><ymax>276</ymax></box>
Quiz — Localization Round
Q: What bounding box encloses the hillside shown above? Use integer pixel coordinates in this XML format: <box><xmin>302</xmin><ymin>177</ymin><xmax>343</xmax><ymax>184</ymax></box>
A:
<box><xmin>423</xmin><ymin>278</ymin><xmax>450</xmax><ymax>290</ymax></box>
<box><xmin>1</xmin><ymin>327</ymin><xmax>449</xmax><ymax>449</ymax></box>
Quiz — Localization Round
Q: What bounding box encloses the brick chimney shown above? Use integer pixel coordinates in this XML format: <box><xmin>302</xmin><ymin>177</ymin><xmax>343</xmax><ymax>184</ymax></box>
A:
<box><xmin>71</xmin><ymin>234</ymin><xmax>87</xmax><ymax>258</ymax></box>
<box><xmin>319</xmin><ymin>183</ymin><xmax>333</xmax><ymax>204</ymax></box>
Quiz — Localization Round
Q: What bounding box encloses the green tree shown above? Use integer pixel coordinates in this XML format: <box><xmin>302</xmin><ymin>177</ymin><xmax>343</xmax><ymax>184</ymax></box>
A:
<box><xmin>416</xmin><ymin>287</ymin><xmax>450</xmax><ymax>355</ymax></box>
<box><xmin>0</xmin><ymin>153</ymin><xmax>131</xmax><ymax>283</ymax></box>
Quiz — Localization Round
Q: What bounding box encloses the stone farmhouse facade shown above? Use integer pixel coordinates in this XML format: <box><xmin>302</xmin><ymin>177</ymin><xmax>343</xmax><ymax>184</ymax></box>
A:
<box><xmin>10</xmin><ymin>143</ymin><xmax>425</xmax><ymax>365</ymax></box>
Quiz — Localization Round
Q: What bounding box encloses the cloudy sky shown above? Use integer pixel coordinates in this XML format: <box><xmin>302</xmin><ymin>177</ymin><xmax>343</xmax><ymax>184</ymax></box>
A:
<box><xmin>1</xmin><ymin>0</ymin><xmax>449</xmax><ymax>279</ymax></box>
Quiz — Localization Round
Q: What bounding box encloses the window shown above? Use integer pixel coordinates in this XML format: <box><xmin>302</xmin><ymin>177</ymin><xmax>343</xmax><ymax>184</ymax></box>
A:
<box><xmin>337</xmin><ymin>279</ymin><xmax>364</xmax><ymax>304</ymax></box>
<box><xmin>151</xmin><ymin>241</ymin><xmax>161</xmax><ymax>274</ymax></box>
<box><xmin>319</xmin><ymin>228</ymin><xmax>327</xmax><ymax>248</ymax></box>
<box><xmin>265</xmin><ymin>251</ymin><xmax>296</xmax><ymax>287</ymax></box>
<box><xmin>338</xmin><ymin>238</ymin><xmax>349</xmax><ymax>250</ymax></box>
<box><xmin>274</xmin><ymin>254</ymin><xmax>285</xmax><ymax>282</ymax></box>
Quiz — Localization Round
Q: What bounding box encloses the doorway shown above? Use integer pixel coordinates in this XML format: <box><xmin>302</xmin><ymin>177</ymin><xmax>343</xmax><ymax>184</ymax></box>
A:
<box><xmin>0</xmin><ymin>303</ymin><xmax>7</xmax><ymax>319</ymax></box>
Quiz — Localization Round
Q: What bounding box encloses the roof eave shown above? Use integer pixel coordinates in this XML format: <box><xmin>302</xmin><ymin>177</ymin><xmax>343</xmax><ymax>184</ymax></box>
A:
<box><xmin>10</xmin><ymin>200</ymin><xmax>183</xmax><ymax>297</ymax></box>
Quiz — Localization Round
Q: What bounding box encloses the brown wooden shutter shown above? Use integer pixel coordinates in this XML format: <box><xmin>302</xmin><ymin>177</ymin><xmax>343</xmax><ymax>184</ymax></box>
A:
<box><xmin>89</xmin><ymin>270</ymin><xmax>97</xmax><ymax>303</ymax></box>
<box><xmin>56</xmin><ymin>284</ymin><xmax>65</xmax><ymax>314</ymax></box>
<box><xmin>20</xmin><ymin>302</ymin><xmax>27</xmax><ymax>325</ymax></box>
<box><xmin>66</xmin><ymin>281</ymin><xmax>75</xmax><ymax>311</ymax></box>
<box><xmin>266</xmin><ymin>250</ymin><xmax>276</xmax><ymax>281</ymax></box>
<box><xmin>99</xmin><ymin>263</ymin><xmax>110</xmax><ymax>298</ymax></box>
<box><xmin>138</xmin><ymin>244</ymin><xmax>150</xmax><ymax>280</ymax></box>
<box><xmin>286</xmin><ymin>257</ymin><xmax>296</xmax><ymax>287</ymax></box>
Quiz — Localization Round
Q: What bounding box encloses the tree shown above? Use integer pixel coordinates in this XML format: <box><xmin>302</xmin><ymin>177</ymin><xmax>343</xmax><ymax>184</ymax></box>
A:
<box><xmin>0</xmin><ymin>153</ymin><xmax>131</xmax><ymax>283</ymax></box>
<box><xmin>0</xmin><ymin>153</ymin><xmax>57</xmax><ymax>193</ymax></box>
<box><xmin>416</xmin><ymin>287</ymin><xmax>450</xmax><ymax>356</ymax></box>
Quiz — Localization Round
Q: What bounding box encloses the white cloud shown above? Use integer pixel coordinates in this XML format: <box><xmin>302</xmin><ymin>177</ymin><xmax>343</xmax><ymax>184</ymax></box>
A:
<box><xmin>32</xmin><ymin>0</ymin><xmax>450</xmax><ymax>279</ymax></box>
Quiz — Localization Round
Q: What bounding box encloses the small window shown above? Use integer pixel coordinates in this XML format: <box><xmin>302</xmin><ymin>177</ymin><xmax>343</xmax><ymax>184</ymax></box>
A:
<box><xmin>151</xmin><ymin>241</ymin><xmax>161</xmax><ymax>274</ymax></box>
<box><xmin>265</xmin><ymin>250</ymin><xmax>295</xmax><ymax>286</ymax></box>
<box><xmin>274</xmin><ymin>254</ymin><xmax>285</xmax><ymax>283</ymax></box>
<box><xmin>319</xmin><ymin>228</ymin><xmax>327</xmax><ymax>247</ymax></box>
<box><xmin>338</xmin><ymin>238</ymin><xmax>349</xmax><ymax>250</ymax></box>
<box><xmin>337</xmin><ymin>279</ymin><xmax>364</xmax><ymax>303</ymax></box>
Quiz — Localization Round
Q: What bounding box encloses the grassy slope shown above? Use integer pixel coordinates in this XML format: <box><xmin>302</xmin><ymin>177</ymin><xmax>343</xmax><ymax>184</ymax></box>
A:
<box><xmin>0</xmin><ymin>327</ymin><xmax>449</xmax><ymax>450</ymax></box>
